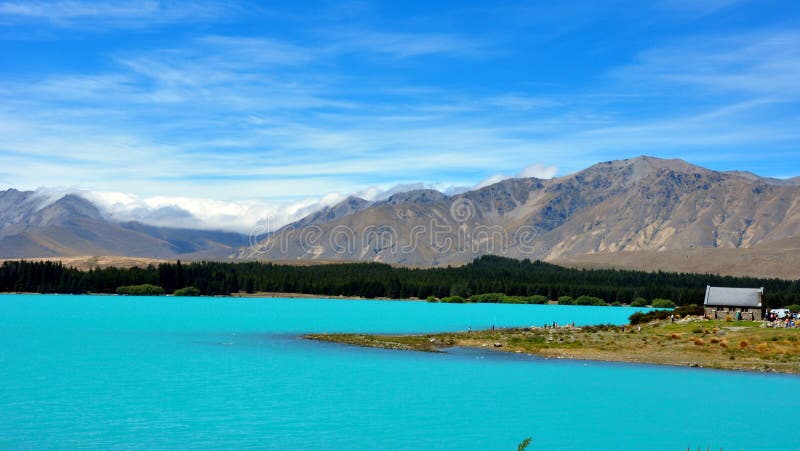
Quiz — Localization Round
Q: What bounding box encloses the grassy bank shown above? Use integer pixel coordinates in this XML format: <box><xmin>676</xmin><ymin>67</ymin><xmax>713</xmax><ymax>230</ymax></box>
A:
<box><xmin>306</xmin><ymin>319</ymin><xmax>800</xmax><ymax>374</ymax></box>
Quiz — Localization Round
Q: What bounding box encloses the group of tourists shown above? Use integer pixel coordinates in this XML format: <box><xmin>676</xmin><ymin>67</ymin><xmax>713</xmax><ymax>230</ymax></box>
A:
<box><xmin>765</xmin><ymin>310</ymin><xmax>800</xmax><ymax>328</ymax></box>
<box><xmin>542</xmin><ymin>321</ymin><xmax>576</xmax><ymax>329</ymax></box>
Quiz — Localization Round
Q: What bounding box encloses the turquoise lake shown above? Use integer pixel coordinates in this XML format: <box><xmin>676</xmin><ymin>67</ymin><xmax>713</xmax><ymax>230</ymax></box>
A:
<box><xmin>0</xmin><ymin>294</ymin><xmax>795</xmax><ymax>450</ymax></box>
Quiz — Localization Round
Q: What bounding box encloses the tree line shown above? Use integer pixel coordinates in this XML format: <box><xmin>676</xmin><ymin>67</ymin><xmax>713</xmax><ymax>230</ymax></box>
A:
<box><xmin>1</xmin><ymin>255</ymin><xmax>798</xmax><ymax>307</ymax></box>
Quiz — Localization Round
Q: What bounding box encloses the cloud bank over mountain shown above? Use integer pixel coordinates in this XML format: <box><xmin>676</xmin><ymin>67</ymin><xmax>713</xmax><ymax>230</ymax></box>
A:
<box><xmin>19</xmin><ymin>161</ymin><xmax>558</xmax><ymax>233</ymax></box>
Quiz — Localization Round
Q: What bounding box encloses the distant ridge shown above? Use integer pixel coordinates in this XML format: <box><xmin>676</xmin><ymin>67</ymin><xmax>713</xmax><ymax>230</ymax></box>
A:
<box><xmin>724</xmin><ymin>170</ymin><xmax>800</xmax><ymax>186</ymax></box>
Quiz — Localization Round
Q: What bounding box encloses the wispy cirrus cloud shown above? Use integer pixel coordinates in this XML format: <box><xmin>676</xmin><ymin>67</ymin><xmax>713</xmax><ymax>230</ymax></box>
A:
<box><xmin>0</xmin><ymin>0</ymin><xmax>240</xmax><ymax>28</ymax></box>
<box><xmin>0</xmin><ymin>1</ymin><xmax>162</xmax><ymax>19</ymax></box>
<box><xmin>613</xmin><ymin>30</ymin><xmax>800</xmax><ymax>98</ymax></box>
<box><xmin>3</xmin><ymin>29</ymin><xmax>797</xmax><ymax>194</ymax></box>
<box><xmin>659</xmin><ymin>0</ymin><xmax>747</xmax><ymax>16</ymax></box>
<box><xmin>323</xmin><ymin>29</ymin><xmax>488</xmax><ymax>58</ymax></box>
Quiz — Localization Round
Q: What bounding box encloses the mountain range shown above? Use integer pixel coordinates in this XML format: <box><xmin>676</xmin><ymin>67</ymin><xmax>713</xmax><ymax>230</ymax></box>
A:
<box><xmin>239</xmin><ymin>156</ymin><xmax>800</xmax><ymax>273</ymax></box>
<box><xmin>2</xmin><ymin>156</ymin><xmax>800</xmax><ymax>278</ymax></box>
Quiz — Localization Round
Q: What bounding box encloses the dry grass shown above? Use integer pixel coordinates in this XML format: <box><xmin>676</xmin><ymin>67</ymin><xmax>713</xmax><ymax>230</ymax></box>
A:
<box><xmin>739</xmin><ymin>340</ymin><xmax>749</xmax><ymax>349</ymax></box>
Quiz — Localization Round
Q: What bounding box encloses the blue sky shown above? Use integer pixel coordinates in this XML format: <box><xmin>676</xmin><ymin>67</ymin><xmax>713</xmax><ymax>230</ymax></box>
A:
<box><xmin>0</xmin><ymin>0</ymin><xmax>799</xmax><ymax>231</ymax></box>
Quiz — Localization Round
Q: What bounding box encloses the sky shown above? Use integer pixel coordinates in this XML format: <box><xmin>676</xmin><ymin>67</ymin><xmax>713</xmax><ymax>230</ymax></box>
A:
<box><xmin>0</xmin><ymin>0</ymin><xmax>799</xmax><ymax>232</ymax></box>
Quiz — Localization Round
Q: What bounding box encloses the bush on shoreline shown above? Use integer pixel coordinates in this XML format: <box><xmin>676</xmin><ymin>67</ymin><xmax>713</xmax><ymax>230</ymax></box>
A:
<box><xmin>426</xmin><ymin>292</ymin><xmax>612</xmax><ymax>306</ymax></box>
<box><xmin>651</xmin><ymin>298</ymin><xmax>676</xmax><ymax>308</ymax></box>
<box><xmin>470</xmin><ymin>293</ymin><xmax>548</xmax><ymax>304</ymax></box>
<box><xmin>116</xmin><ymin>284</ymin><xmax>164</xmax><ymax>296</ymax></box>
<box><xmin>173</xmin><ymin>286</ymin><xmax>201</xmax><ymax>296</ymax></box>
<box><xmin>557</xmin><ymin>296</ymin><xmax>574</xmax><ymax>305</ymax></box>
<box><xmin>441</xmin><ymin>295</ymin><xmax>465</xmax><ymax>303</ymax></box>
<box><xmin>470</xmin><ymin>293</ymin><xmax>507</xmax><ymax>303</ymax></box>
<box><xmin>574</xmin><ymin>295</ymin><xmax>607</xmax><ymax>306</ymax></box>
<box><xmin>525</xmin><ymin>295</ymin><xmax>548</xmax><ymax>304</ymax></box>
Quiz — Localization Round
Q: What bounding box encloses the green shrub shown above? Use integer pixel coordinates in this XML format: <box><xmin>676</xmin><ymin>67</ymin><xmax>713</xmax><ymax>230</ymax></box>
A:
<box><xmin>173</xmin><ymin>286</ymin><xmax>201</xmax><ymax>296</ymax></box>
<box><xmin>651</xmin><ymin>298</ymin><xmax>676</xmax><ymax>308</ymax></box>
<box><xmin>502</xmin><ymin>296</ymin><xmax>527</xmax><ymax>304</ymax></box>
<box><xmin>629</xmin><ymin>311</ymin><xmax>663</xmax><ymax>325</ymax></box>
<box><xmin>470</xmin><ymin>293</ymin><xmax>549</xmax><ymax>304</ymax></box>
<box><xmin>557</xmin><ymin>296</ymin><xmax>574</xmax><ymax>305</ymax></box>
<box><xmin>574</xmin><ymin>295</ymin><xmax>606</xmax><ymax>306</ymax></box>
<box><xmin>631</xmin><ymin>298</ymin><xmax>649</xmax><ymax>307</ymax></box>
<box><xmin>786</xmin><ymin>304</ymin><xmax>800</xmax><ymax>313</ymax></box>
<box><xmin>116</xmin><ymin>284</ymin><xmax>164</xmax><ymax>296</ymax></box>
<box><xmin>441</xmin><ymin>295</ymin><xmax>465</xmax><ymax>303</ymax></box>
<box><xmin>678</xmin><ymin>304</ymin><xmax>704</xmax><ymax>316</ymax></box>
<box><xmin>524</xmin><ymin>295</ymin><xmax>548</xmax><ymax>304</ymax></box>
<box><xmin>610</xmin><ymin>301</ymin><xmax>622</xmax><ymax>307</ymax></box>
<box><xmin>471</xmin><ymin>293</ymin><xmax>505</xmax><ymax>303</ymax></box>
<box><xmin>426</xmin><ymin>295</ymin><xmax>439</xmax><ymax>303</ymax></box>
<box><xmin>582</xmin><ymin>324</ymin><xmax>616</xmax><ymax>333</ymax></box>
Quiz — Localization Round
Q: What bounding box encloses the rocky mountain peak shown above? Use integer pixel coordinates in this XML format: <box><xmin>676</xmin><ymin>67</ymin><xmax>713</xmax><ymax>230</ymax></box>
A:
<box><xmin>382</xmin><ymin>189</ymin><xmax>447</xmax><ymax>205</ymax></box>
<box><xmin>31</xmin><ymin>194</ymin><xmax>103</xmax><ymax>226</ymax></box>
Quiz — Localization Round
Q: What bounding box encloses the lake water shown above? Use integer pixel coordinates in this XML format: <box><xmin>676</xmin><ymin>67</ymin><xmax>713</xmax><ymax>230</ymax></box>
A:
<box><xmin>0</xmin><ymin>295</ymin><xmax>796</xmax><ymax>450</ymax></box>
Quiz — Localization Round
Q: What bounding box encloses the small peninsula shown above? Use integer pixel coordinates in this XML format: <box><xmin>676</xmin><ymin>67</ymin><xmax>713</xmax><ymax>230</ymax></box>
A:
<box><xmin>307</xmin><ymin>317</ymin><xmax>800</xmax><ymax>374</ymax></box>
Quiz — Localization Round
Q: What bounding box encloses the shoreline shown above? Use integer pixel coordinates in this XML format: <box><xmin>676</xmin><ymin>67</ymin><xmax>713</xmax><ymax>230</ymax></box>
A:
<box><xmin>306</xmin><ymin>318</ymin><xmax>800</xmax><ymax>375</ymax></box>
<box><xmin>228</xmin><ymin>291</ymin><xmax>421</xmax><ymax>301</ymax></box>
<box><xmin>0</xmin><ymin>291</ymin><xmax>416</xmax><ymax>301</ymax></box>
<box><xmin>0</xmin><ymin>291</ymin><xmax>582</xmax><ymax>304</ymax></box>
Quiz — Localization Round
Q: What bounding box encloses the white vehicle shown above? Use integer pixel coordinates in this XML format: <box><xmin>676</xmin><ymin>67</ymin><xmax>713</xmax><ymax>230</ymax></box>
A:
<box><xmin>770</xmin><ymin>308</ymin><xmax>790</xmax><ymax>319</ymax></box>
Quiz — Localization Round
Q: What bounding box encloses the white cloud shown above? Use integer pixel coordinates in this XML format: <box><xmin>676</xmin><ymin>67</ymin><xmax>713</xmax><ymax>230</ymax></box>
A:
<box><xmin>471</xmin><ymin>163</ymin><xmax>559</xmax><ymax>190</ymax></box>
<box><xmin>76</xmin><ymin>190</ymin><xmax>349</xmax><ymax>233</ymax></box>
<box><xmin>517</xmin><ymin>163</ymin><xmax>558</xmax><ymax>179</ymax></box>
<box><xmin>473</xmin><ymin>174</ymin><xmax>509</xmax><ymax>190</ymax></box>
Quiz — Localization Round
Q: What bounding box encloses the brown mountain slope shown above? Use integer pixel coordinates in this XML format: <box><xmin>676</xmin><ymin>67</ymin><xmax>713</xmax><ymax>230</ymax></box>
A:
<box><xmin>554</xmin><ymin>246</ymin><xmax>800</xmax><ymax>280</ymax></box>
<box><xmin>239</xmin><ymin>156</ymin><xmax>800</xmax><ymax>274</ymax></box>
